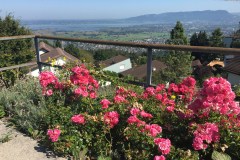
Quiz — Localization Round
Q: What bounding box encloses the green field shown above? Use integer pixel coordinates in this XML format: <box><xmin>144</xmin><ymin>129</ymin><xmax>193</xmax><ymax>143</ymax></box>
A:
<box><xmin>35</xmin><ymin>30</ymin><xmax>170</xmax><ymax>42</ymax></box>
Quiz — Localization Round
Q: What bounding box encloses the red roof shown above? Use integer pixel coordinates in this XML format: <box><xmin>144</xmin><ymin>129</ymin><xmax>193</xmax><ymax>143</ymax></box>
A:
<box><xmin>100</xmin><ymin>55</ymin><xmax>129</xmax><ymax>67</ymax></box>
<box><xmin>121</xmin><ymin>60</ymin><xmax>166</xmax><ymax>79</ymax></box>
<box><xmin>224</xmin><ymin>56</ymin><xmax>240</xmax><ymax>75</ymax></box>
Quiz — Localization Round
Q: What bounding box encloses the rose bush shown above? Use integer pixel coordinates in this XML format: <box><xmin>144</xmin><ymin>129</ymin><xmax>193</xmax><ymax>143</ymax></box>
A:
<box><xmin>39</xmin><ymin>65</ymin><xmax>240</xmax><ymax>159</ymax></box>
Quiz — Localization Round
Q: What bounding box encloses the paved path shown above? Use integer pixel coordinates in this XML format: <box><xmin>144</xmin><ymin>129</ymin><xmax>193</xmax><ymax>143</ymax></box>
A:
<box><xmin>0</xmin><ymin>119</ymin><xmax>66</xmax><ymax>160</ymax></box>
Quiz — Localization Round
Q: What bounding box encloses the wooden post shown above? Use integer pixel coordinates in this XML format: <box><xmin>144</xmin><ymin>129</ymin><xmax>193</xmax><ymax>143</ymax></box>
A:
<box><xmin>146</xmin><ymin>48</ymin><xmax>153</xmax><ymax>87</ymax></box>
<box><xmin>34</xmin><ymin>37</ymin><xmax>42</xmax><ymax>73</ymax></box>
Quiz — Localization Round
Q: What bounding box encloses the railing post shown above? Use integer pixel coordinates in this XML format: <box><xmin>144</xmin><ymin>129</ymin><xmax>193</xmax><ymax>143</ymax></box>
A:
<box><xmin>34</xmin><ymin>37</ymin><xmax>42</xmax><ymax>73</ymax></box>
<box><xmin>146</xmin><ymin>47</ymin><xmax>153</xmax><ymax>87</ymax></box>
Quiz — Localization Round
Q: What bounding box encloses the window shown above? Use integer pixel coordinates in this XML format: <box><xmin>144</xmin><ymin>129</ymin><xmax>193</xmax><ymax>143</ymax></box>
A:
<box><xmin>120</xmin><ymin>65</ymin><xmax>125</xmax><ymax>70</ymax></box>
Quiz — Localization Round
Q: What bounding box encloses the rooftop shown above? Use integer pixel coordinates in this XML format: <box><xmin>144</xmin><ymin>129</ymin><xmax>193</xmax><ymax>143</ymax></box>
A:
<box><xmin>121</xmin><ymin>60</ymin><xmax>166</xmax><ymax>79</ymax></box>
<box><xmin>100</xmin><ymin>55</ymin><xmax>129</xmax><ymax>67</ymax></box>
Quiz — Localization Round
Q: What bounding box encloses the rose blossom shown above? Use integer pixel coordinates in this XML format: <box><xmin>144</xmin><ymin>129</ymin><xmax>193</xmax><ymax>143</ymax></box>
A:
<box><xmin>154</xmin><ymin>155</ymin><xmax>165</xmax><ymax>160</ymax></box>
<box><xmin>71</xmin><ymin>114</ymin><xmax>85</xmax><ymax>124</ymax></box>
<box><xmin>154</xmin><ymin>138</ymin><xmax>171</xmax><ymax>155</ymax></box>
<box><xmin>46</xmin><ymin>89</ymin><xmax>53</xmax><ymax>96</ymax></box>
<box><xmin>140</xmin><ymin>110</ymin><xmax>153</xmax><ymax>119</ymax></box>
<box><xmin>130</xmin><ymin>108</ymin><xmax>140</xmax><ymax>116</ymax></box>
<box><xmin>39</xmin><ymin>71</ymin><xmax>58</xmax><ymax>88</ymax></box>
<box><xmin>114</xmin><ymin>95</ymin><xmax>126</xmax><ymax>103</ymax></box>
<box><xmin>47</xmin><ymin>129</ymin><xmax>61</xmax><ymax>142</ymax></box>
<box><xmin>192</xmin><ymin>122</ymin><xmax>219</xmax><ymax>150</ymax></box>
<box><xmin>104</xmin><ymin>111</ymin><xmax>119</xmax><ymax>128</ymax></box>
<box><xmin>100</xmin><ymin>99</ymin><xmax>111</xmax><ymax>109</ymax></box>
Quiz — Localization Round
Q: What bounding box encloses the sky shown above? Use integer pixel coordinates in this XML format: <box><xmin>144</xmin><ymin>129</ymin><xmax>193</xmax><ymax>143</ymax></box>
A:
<box><xmin>0</xmin><ymin>0</ymin><xmax>240</xmax><ymax>20</ymax></box>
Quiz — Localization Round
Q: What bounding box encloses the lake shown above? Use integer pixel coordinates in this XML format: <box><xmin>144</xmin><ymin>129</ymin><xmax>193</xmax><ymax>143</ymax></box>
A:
<box><xmin>21</xmin><ymin>20</ymin><xmax>148</xmax><ymax>32</ymax></box>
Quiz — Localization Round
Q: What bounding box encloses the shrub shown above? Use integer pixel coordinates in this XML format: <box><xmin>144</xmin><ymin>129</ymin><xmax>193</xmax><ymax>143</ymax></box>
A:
<box><xmin>37</xmin><ymin>65</ymin><xmax>240</xmax><ymax>160</ymax></box>
<box><xmin>0</xmin><ymin>77</ymin><xmax>47</xmax><ymax>139</ymax></box>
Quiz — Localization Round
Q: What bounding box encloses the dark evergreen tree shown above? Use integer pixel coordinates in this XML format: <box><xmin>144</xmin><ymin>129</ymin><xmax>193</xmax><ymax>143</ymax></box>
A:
<box><xmin>0</xmin><ymin>14</ymin><xmax>34</xmax><ymax>87</ymax></box>
<box><xmin>153</xmin><ymin>21</ymin><xmax>192</xmax><ymax>84</ymax></box>
<box><xmin>190</xmin><ymin>31</ymin><xmax>209</xmax><ymax>62</ymax></box>
<box><xmin>93</xmin><ymin>49</ymin><xmax>119</xmax><ymax>62</ymax></box>
<box><xmin>209</xmin><ymin>28</ymin><xmax>224</xmax><ymax>47</ymax></box>
<box><xmin>230</xmin><ymin>28</ymin><xmax>240</xmax><ymax>48</ymax></box>
<box><xmin>54</xmin><ymin>40</ymin><xmax>62</xmax><ymax>48</ymax></box>
<box><xmin>170</xmin><ymin>21</ymin><xmax>188</xmax><ymax>44</ymax></box>
<box><xmin>231</xmin><ymin>40</ymin><xmax>240</xmax><ymax>48</ymax></box>
<box><xmin>64</xmin><ymin>43</ymin><xmax>79</xmax><ymax>56</ymax></box>
<box><xmin>64</xmin><ymin>43</ymin><xmax>94</xmax><ymax>63</ymax></box>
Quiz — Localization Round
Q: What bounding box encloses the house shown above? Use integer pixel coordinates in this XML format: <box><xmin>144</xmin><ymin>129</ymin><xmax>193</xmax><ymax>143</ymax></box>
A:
<box><xmin>28</xmin><ymin>42</ymin><xmax>79</xmax><ymax>77</ymax></box>
<box><xmin>100</xmin><ymin>55</ymin><xmax>132</xmax><ymax>73</ymax></box>
<box><xmin>224</xmin><ymin>56</ymin><xmax>240</xmax><ymax>85</ymax></box>
<box><xmin>223</xmin><ymin>35</ymin><xmax>240</xmax><ymax>65</ymax></box>
<box><xmin>121</xmin><ymin>60</ymin><xmax>166</xmax><ymax>80</ymax></box>
<box><xmin>192</xmin><ymin>59</ymin><xmax>202</xmax><ymax>68</ymax></box>
<box><xmin>222</xmin><ymin>34</ymin><xmax>240</xmax><ymax>85</ymax></box>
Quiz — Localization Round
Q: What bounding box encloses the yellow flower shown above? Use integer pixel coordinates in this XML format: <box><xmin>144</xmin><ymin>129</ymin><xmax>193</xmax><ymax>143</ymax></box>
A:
<box><xmin>171</xmin><ymin>95</ymin><xmax>176</xmax><ymax>100</ymax></box>
<box><xmin>48</xmin><ymin>57</ymin><xmax>51</xmax><ymax>62</ymax></box>
<box><xmin>51</xmin><ymin>59</ymin><xmax>57</xmax><ymax>66</ymax></box>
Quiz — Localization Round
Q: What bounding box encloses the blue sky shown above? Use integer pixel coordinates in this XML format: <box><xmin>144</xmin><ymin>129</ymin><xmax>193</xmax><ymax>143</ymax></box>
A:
<box><xmin>0</xmin><ymin>0</ymin><xmax>240</xmax><ymax>20</ymax></box>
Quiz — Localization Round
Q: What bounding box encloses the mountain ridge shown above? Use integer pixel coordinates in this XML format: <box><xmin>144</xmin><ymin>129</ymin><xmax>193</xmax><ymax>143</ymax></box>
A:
<box><xmin>126</xmin><ymin>10</ymin><xmax>240</xmax><ymax>24</ymax></box>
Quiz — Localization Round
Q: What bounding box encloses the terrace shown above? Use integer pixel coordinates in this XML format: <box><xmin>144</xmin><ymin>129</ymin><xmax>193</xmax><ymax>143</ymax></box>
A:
<box><xmin>1</xmin><ymin>35</ymin><xmax>240</xmax><ymax>159</ymax></box>
<box><xmin>1</xmin><ymin>34</ymin><xmax>240</xmax><ymax>87</ymax></box>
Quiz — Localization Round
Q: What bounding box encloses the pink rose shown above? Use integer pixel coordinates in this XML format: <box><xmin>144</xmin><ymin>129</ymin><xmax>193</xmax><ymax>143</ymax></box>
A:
<box><xmin>47</xmin><ymin>129</ymin><xmax>61</xmax><ymax>142</ymax></box>
<box><xmin>104</xmin><ymin>111</ymin><xmax>119</xmax><ymax>128</ymax></box>
<box><xmin>154</xmin><ymin>138</ymin><xmax>171</xmax><ymax>155</ymax></box>
<box><xmin>71</xmin><ymin>114</ymin><xmax>85</xmax><ymax>125</ymax></box>
<box><xmin>140</xmin><ymin>110</ymin><xmax>153</xmax><ymax>119</ymax></box>
<box><xmin>46</xmin><ymin>89</ymin><xmax>53</xmax><ymax>96</ymax></box>
<box><xmin>100</xmin><ymin>99</ymin><xmax>111</xmax><ymax>109</ymax></box>
<box><xmin>154</xmin><ymin>155</ymin><xmax>165</xmax><ymax>160</ymax></box>
<box><xmin>130</xmin><ymin>108</ymin><xmax>140</xmax><ymax>116</ymax></box>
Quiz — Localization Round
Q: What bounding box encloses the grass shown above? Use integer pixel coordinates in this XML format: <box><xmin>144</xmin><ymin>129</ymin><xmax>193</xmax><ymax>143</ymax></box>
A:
<box><xmin>36</xmin><ymin>30</ymin><xmax>170</xmax><ymax>42</ymax></box>
<box><xmin>0</xmin><ymin>132</ymin><xmax>12</xmax><ymax>143</ymax></box>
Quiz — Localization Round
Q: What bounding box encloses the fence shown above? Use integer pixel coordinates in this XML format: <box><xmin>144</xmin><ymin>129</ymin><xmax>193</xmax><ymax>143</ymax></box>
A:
<box><xmin>1</xmin><ymin>35</ymin><xmax>240</xmax><ymax>86</ymax></box>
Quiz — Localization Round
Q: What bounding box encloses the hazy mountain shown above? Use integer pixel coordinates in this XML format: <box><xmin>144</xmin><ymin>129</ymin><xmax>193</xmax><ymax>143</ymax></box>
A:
<box><xmin>126</xmin><ymin>10</ymin><xmax>240</xmax><ymax>24</ymax></box>
<box><xmin>232</xmin><ymin>12</ymin><xmax>240</xmax><ymax>16</ymax></box>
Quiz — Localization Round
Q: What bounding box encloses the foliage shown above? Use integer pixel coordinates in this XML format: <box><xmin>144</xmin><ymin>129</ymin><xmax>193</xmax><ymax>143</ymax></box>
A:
<box><xmin>154</xmin><ymin>21</ymin><xmax>192</xmax><ymax>84</ymax></box>
<box><xmin>54</xmin><ymin>40</ymin><xmax>62</xmax><ymax>48</ymax></box>
<box><xmin>93</xmin><ymin>49</ymin><xmax>119</xmax><ymax>62</ymax></box>
<box><xmin>231</xmin><ymin>40</ymin><xmax>240</xmax><ymax>48</ymax></box>
<box><xmin>0</xmin><ymin>132</ymin><xmax>12</xmax><ymax>143</ymax></box>
<box><xmin>209</xmin><ymin>28</ymin><xmax>224</xmax><ymax>47</ymax></box>
<box><xmin>0</xmin><ymin>78</ymin><xmax>47</xmax><ymax>139</ymax></box>
<box><xmin>32</xmin><ymin>64</ymin><xmax>240</xmax><ymax>160</ymax></box>
<box><xmin>0</xmin><ymin>14</ymin><xmax>34</xmax><ymax>88</ymax></box>
<box><xmin>190</xmin><ymin>28</ymin><xmax>224</xmax><ymax>63</ymax></box>
<box><xmin>64</xmin><ymin>43</ymin><xmax>94</xmax><ymax>63</ymax></box>
<box><xmin>170</xmin><ymin>21</ymin><xmax>187</xmax><ymax>44</ymax></box>
<box><xmin>190</xmin><ymin>31</ymin><xmax>210</xmax><ymax>62</ymax></box>
<box><xmin>192</xmin><ymin>65</ymin><xmax>214</xmax><ymax>87</ymax></box>
<box><xmin>212</xmin><ymin>151</ymin><xmax>231</xmax><ymax>160</ymax></box>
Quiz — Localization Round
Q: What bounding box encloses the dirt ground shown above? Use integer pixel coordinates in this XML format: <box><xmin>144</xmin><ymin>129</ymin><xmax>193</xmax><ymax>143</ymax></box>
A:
<box><xmin>0</xmin><ymin>119</ymin><xmax>66</xmax><ymax>160</ymax></box>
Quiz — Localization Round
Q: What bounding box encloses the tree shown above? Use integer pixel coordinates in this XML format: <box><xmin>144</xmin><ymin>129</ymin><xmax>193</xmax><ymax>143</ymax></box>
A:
<box><xmin>190</xmin><ymin>31</ymin><xmax>209</xmax><ymax>62</ymax></box>
<box><xmin>64</xmin><ymin>43</ymin><xmax>80</xmax><ymax>56</ymax></box>
<box><xmin>54</xmin><ymin>40</ymin><xmax>62</xmax><ymax>48</ymax></box>
<box><xmin>64</xmin><ymin>43</ymin><xmax>94</xmax><ymax>63</ymax></box>
<box><xmin>208</xmin><ymin>28</ymin><xmax>224</xmax><ymax>61</ymax></box>
<box><xmin>231</xmin><ymin>40</ymin><xmax>240</xmax><ymax>48</ymax></box>
<box><xmin>93</xmin><ymin>49</ymin><xmax>120</xmax><ymax>62</ymax></box>
<box><xmin>209</xmin><ymin>28</ymin><xmax>224</xmax><ymax>47</ymax></box>
<box><xmin>169</xmin><ymin>21</ymin><xmax>188</xmax><ymax>44</ymax></box>
<box><xmin>230</xmin><ymin>28</ymin><xmax>240</xmax><ymax>48</ymax></box>
<box><xmin>153</xmin><ymin>21</ymin><xmax>192</xmax><ymax>84</ymax></box>
<box><xmin>0</xmin><ymin>14</ymin><xmax>34</xmax><ymax>88</ymax></box>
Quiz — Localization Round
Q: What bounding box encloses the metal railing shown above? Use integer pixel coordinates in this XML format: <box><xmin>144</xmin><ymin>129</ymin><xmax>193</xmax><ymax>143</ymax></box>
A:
<box><xmin>1</xmin><ymin>35</ymin><xmax>240</xmax><ymax>86</ymax></box>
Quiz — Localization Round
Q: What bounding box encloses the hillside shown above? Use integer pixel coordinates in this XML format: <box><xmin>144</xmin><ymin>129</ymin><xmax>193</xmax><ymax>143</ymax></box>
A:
<box><xmin>126</xmin><ymin>10</ymin><xmax>240</xmax><ymax>24</ymax></box>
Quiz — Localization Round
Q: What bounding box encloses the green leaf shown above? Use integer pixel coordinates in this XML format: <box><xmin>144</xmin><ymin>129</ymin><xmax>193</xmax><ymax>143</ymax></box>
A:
<box><xmin>212</xmin><ymin>150</ymin><xmax>231</xmax><ymax>160</ymax></box>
